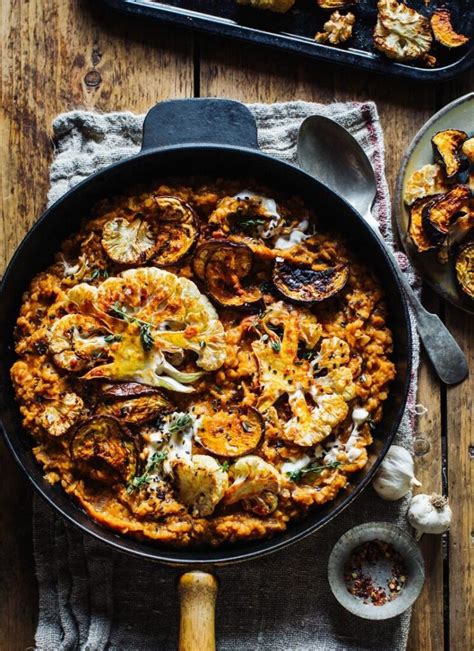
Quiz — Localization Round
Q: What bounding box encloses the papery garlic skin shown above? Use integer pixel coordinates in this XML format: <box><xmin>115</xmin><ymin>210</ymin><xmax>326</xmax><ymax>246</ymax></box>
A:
<box><xmin>373</xmin><ymin>445</ymin><xmax>421</xmax><ymax>501</ymax></box>
<box><xmin>407</xmin><ymin>493</ymin><xmax>452</xmax><ymax>537</ymax></box>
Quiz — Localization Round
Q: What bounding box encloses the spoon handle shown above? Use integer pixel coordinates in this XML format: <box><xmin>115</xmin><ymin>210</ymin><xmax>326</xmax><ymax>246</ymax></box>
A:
<box><xmin>366</xmin><ymin>211</ymin><xmax>468</xmax><ymax>385</ymax></box>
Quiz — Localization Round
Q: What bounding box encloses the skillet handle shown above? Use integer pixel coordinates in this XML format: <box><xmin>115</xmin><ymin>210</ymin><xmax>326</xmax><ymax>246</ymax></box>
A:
<box><xmin>178</xmin><ymin>571</ymin><xmax>218</xmax><ymax>651</ymax></box>
<box><xmin>142</xmin><ymin>98</ymin><xmax>258</xmax><ymax>150</ymax></box>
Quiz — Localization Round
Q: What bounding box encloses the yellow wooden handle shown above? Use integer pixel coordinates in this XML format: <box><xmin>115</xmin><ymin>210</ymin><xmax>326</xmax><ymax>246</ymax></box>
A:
<box><xmin>178</xmin><ymin>571</ymin><xmax>218</xmax><ymax>651</ymax></box>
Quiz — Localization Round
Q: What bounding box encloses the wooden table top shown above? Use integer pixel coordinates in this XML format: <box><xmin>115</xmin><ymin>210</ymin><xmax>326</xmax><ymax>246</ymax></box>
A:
<box><xmin>0</xmin><ymin>2</ymin><xmax>472</xmax><ymax>649</ymax></box>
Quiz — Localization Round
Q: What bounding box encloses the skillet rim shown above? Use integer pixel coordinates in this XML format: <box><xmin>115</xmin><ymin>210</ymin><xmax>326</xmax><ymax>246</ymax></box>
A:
<box><xmin>0</xmin><ymin>144</ymin><xmax>412</xmax><ymax>566</ymax></box>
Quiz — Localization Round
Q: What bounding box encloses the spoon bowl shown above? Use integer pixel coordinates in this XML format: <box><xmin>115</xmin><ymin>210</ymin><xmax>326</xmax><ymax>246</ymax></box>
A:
<box><xmin>298</xmin><ymin>115</ymin><xmax>377</xmax><ymax>221</ymax></box>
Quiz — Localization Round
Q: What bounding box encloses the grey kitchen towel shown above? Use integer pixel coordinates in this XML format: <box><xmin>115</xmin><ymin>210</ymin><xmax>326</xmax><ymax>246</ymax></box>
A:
<box><xmin>34</xmin><ymin>100</ymin><xmax>421</xmax><ymax>651</ymax></box>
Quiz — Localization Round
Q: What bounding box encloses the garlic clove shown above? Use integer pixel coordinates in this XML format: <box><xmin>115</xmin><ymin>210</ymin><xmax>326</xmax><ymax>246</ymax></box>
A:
<box><xmin>373</xmin><ymin>445</ymin><xmax>421</xmax><ymax>501</ymax></box>
<box><xmin>407</xmin><ymin>493</ymin><xmax>452</xmax><ymax>539</ymax></box>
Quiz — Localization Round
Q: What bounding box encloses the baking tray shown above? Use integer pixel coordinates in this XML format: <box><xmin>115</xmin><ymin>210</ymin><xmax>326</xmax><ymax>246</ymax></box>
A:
<box><xmin>101</xmin><ymin>0</ymin><xmax>474</xmax><ymax>82</ymax></box>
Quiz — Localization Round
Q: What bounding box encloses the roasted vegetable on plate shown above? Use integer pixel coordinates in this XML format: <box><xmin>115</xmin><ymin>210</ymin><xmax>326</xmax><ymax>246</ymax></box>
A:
<box><xmin>403</xmin><ymin>124</ymin><xmax>474</xmax><ymax>301</ymax></box>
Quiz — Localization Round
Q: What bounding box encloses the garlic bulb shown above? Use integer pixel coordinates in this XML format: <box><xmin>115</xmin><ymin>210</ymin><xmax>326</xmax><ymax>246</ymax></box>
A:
<box><xmin>373</xmin><ymin>445</ymin><xmax>421</xmax><ymax>500</ymax></box>
<box><xmin>408</xmin><ymin>493</ymin><xmax>452</xmax><ymax>539</ymax></box>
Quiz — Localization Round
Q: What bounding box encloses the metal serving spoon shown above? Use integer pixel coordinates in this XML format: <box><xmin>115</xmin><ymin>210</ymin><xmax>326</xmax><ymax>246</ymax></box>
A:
<box><xmin>297</xmin><ymin>115</ymin><xmax>468</xmax><ymax>385</ymax></box>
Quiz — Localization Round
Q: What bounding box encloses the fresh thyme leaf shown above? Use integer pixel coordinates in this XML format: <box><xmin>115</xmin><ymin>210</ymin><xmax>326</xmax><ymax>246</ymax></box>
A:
<box><xmin>127</xmin><ymin>451</ymin><xmax>168</xmax><ymax>493</ymax></box>
<box><xmin>199</xmin><ymin>341</ymin><xmax>206</xmax><ymax>349</ymax></box>
<box><xmin>89</xmin><ymin>268</ymin><xmax>109</xmax><ymax>282</ymax></box>
<box><xmin>287</xmin><ymin>460</ymin><xmax>341</xmax><ymax>483</ymax></box>
<box><xmin>140</xmin><ymin>323</ymin><xmax>154</xmax><ymax>352</ymax></box>
<box><xmin>239</xmin><ymin>218</ymin><xmax>265</xmax><ymax>234</ymax></box>
<box><xmin>110</xmin><ymin>303</ymin><xmax>155</xmax><ymax>353</ymax></box>
<box><xmin>104</xmin><ymin>334</ymin><xmax>122</xmax><ymax>344</ymax></box>
<box><xmin>220</xmin><ymin>460</ymin><xmax>230</xmax><ymax>472</ymax></box>
<box><xmin>241</xmin><ymin>420</ymin><xmax>252</xmax><ymax>433</ymax></box>
<box><xmin>270</xmin><ymin>339</ymin><xmax>281</xmax><ymax>353</ymax></box>
<box><xmin>168</xmin><ymin>413</ymin><xmax>193</xmax><ymax>434</ymax></box>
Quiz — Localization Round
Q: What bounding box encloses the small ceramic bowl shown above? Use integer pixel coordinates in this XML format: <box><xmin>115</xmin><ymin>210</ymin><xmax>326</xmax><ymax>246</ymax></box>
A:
<box><xmin>328</xmin><ymin>522</ymin><xmax>425</xmax><ymax>620</ymax></box>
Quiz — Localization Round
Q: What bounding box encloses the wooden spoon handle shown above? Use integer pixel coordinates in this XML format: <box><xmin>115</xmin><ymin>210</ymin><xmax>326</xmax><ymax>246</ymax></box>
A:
<box><xmin>178</xmin><ymin>571</ymin><xmax>218</xmax><ymax>651</ymax></box>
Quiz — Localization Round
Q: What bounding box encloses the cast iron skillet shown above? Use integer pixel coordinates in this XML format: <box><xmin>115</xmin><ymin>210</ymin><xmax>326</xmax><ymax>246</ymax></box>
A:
<box><xmin>0</xmin><ymin>99</ymin><xmax>412</xmax><ymax>648</ymax></box>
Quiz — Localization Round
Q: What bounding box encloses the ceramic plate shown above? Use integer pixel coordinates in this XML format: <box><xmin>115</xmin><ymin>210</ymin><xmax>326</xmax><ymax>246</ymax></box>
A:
<box><xmin>395</xmin><ymin>92</ymin><xmax>474</xmax><ymax>315</ymax></box>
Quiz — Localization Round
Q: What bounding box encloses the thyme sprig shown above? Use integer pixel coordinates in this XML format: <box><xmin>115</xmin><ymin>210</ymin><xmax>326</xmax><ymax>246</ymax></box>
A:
<box><xmin>238</xmin><ymin>218</ymin><xmax>265</xmax><ymax>234</ymax></box>
<box><xmin>168</xmin><ymin>413</ymin><xmax>193</xmax><ymax>434</ymax></box>
<box><xmin>286</xmin><ymin>460</ymin><xmax>341</xmax><ymax>483</ymax></box>
<box><xmin>127</xmin><ymin>451</ymin><xmax>168</xmax><ymax>493</ymax></box>
<box><xmin>110</xmin><ymin>302</ymin><xmax>155</xmax><ymax>352</ymax></box>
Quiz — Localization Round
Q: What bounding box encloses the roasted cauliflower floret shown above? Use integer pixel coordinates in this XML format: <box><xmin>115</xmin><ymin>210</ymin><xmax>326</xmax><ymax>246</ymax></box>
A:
<box><xmin>48</xmin><ymin>314</ymin><xmax>110</xmax><ymax>372</ymax></box>
<box><xmin>315</xmin><ymin>11</ymin><xmax>355</xmax><ymax>45</ymax></box>
<box><xmin>282</xmin><ymin>390</ymin><xmax>349</xmax><ymax>447</ymax></box>
<box><xmin>253</xmin><ymin>314</ymin><xmax>312</xmax><ymax>411</ymax></box>
<box><xmin>374</xmin><ymin>0</ymin><xmax>432</xmax><ymax>62</ymax></box>
<box><xmin>403</xmin><ymin>163</ymin><xmax>449</xmax><ymax>205</ymax></box>
<box><xmin>224</xmin><ymin>456</ymin><xmax>282</xmax><ymax>505</ymax></box>
<box><xmin>236</xmin><ymin>0</ymin><xmax>295</xmax><ymax>13</ymax></box>
<box><xmin>173</xmin><ymin>455</ymin><xmax>228</xmax><ymax>517</ymax></box>
<box><xmin>317</xmin><ymin>336</ymin><xmax>350</xmax><ymax>370</ymax></box>
<box><xmin>102</xmin><ymin>217</ymin><xmax>156</xmax><ymax>265</ymax></box>
<box><xmin>38</xmin><ymin>392</ymin><xmax>84</xmax><ymax>437</ymax></box>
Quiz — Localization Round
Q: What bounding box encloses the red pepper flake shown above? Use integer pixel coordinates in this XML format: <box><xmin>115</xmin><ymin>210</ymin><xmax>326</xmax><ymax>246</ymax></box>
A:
<box><xmin>343</xmin><ymin>539</ymin><xmax>408</xmax><ymax>606</ymax></box>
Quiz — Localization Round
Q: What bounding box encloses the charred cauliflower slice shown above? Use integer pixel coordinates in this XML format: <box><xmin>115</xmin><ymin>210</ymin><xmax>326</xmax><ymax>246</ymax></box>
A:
<box><xmin>374</xmin><ymin>0</ymin><xmax>432</xmax><ymax>62</ymax></box>
<box><xmin>224</xmin><ymin>456</ymin><xmax>282</xmax><ymax>506</ymax></box>
<box><xmin>70</xmin><ymin>268</ymin><xmax>225</xmax><ymax>392</ymax></box>
<box><xmin>236</xmin><ymin>0</ymin><xmax>295</xmax><ymax>13</ymax></box>
<box><xmin>403</xmin><ymin>164</ymin><xmax>449</xmax><ymax>206</ymax></box>
<box><xmin>315</xmin><ymin>11</ymin><xmax>356</xmax><ymax>45</ymax></box>
<box><xmin>102</xmin><ymin>217</ymin><xmax>156</xmax><ymax>265</ymax></box>
<box><xmin>38</xmin><ymin>392</ymin><xmax>84</xmax><ymax>437</ymax></box>
<box><xmin>173</xmin><ymin>455</ymin><xmax>228</xmax><ymax>517</ymax></box>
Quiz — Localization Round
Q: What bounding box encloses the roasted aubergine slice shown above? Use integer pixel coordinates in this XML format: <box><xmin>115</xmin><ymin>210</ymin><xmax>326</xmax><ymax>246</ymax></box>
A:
<box><xmin>408</xmin><ymin>197</ymin><xmax>439</xmax><ymax>253</ymax></box>
<box><xmin>455</xmin><ymin>241</ymin><xmax>474</xmax><ymax>300</ymax></box>
<box><xmin>204</xmin><ymin>241</ymin><xmax>263</xmax><ymax>309</ymax></box>
<box><xmin>273</xmin><ymin>260</ymin><xmax>349</xmax><ymax>303</ymax></box>
<box><xmin>422</xmin><ymin>185</ymin><xmax>471</xmax><ymax>244</ymax></box>
<box><xmin>70</xmin><ymin>416</ymin><xmax>138</xmax><ymax>484</ymax></box>
<box><xmin>431</xmin><ymin>129</ymin><xmax>468</xmax><ymax>179</ymax></box>
<box><xmin>97</xmin><ymin>383</ymin><xmax>174</xmax><ymax>425</ymax></box>
<box><xmin>430</xmin><ymin>9</ymin><xmax>470</xmax><ymax>49</ymax></box>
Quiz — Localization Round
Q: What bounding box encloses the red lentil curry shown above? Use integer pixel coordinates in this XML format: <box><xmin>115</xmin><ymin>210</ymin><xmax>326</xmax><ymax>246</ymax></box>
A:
<box><xmin>11</xmin><ymin>179</ymin><xmax>396</xmax><ymax>547</ymax></box>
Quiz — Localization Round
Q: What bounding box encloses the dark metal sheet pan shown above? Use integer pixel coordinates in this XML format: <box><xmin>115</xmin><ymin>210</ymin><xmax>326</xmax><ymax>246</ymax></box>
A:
<box><xmin>101</xmin><ymin>0</ymin><xmax>473</xmax><ymax>82</ymax></box>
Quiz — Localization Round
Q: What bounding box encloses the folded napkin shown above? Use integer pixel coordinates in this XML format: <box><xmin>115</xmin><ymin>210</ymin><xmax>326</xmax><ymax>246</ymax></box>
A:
<box><xmin>35</xmin><ymin>100</ymin><xmax>420</xmax><ymax>651</ymax></box>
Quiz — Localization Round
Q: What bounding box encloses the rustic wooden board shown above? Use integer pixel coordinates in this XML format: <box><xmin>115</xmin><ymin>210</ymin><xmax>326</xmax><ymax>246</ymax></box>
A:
<box><xmin>0</xmin><ymin>1</ymin><xmax>472</xmax><ymax>648</ymax></box>
<box><xmin>0</xmin><ymin>1</ymin><xmax>193</xmax><ymax>648</ymax></box>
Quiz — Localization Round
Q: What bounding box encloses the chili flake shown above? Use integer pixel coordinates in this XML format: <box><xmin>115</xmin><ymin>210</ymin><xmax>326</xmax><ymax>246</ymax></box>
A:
<box><xmin>343</xmin><ymin>539</ymin><xmax>408</xmax><ymax>606</ymax></box>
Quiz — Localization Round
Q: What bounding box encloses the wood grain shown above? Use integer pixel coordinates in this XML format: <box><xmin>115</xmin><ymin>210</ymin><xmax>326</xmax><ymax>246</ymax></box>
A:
<box><xmin>1</xmin><ymin>1</ymin><xmax>472</xmax><ymax>648</ymax></box>
<box><xmin>0</xmin><ymin>1</ymin><xmax>193</xmax><ymax>648</ymax></box>
<box><xmin>406</xmin><ymin>290</ymin><xmax>444</xmax><ymax>651</ymax></box>
<box><xmin>178</xmin><ymin>572</ymin><xmax>218</xmax><ymax>651</ymax></box>
<box><xmin>446</xmin><ymin>307</ymin><xmax>473</xmax><ymax>651</ymax></box>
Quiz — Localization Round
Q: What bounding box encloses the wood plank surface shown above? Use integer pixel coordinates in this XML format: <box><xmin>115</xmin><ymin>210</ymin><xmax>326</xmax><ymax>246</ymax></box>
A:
<box><xmin>0</xmin><ymin>1</ymin><xmax>472</xmax><ymax>649</ymax></box>
<box><xmin>0</xmin><ymin>2</ymin><xmax>193</xmax><ymax>649</ymax></box>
